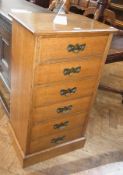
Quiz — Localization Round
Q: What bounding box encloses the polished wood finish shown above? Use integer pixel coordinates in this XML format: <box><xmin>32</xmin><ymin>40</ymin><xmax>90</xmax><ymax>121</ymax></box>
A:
<box><xmin>31</xmin><ymin>112</ymin><xmax>87</xmax><ymax>140</ymax></box>
<box><xmin>9</xmin><ymin>13</ymin><xmax>117</xmax><ymax>35</ymax></box>
<box><xmin>38</xmin><ymin>36</ymin><xmax>108</xmax><ymax>63</ymax></box>
<box><xmin>24</xmin><ymin>137</ymin><xmax>85</xmax><ymax>167</ymax></box>
<box><xmin>33</xmin><ymin>78</ymin><xmax>95</xmax><ymax>107</ymax></box>
<box><xmin>32</xmin><ymin>96</ymin><xmax>91</xmax><ymax>123</ymax></box>
<box><xmin>30</xmin><ymin>127</ymin><xmax>83</xmax><ymax>153</ymax></box>
<box><xmin>10</xmin><ymin>21</ymin><xmax>35</xmax><ymax>154</ymax></box>
<box><xmin>34</xmin><ymin>57</ymin><xmax>102</xmax><ymax>85</ymax></box>
<box><xmin>1</xmin><ymin>87</ymin><xmax>123</xmax><ymax>171</ymax></box>
<box><xmin>8</xmin><ymin>12</ymin><xmax>117</xmax><ymax>167</ymax></box>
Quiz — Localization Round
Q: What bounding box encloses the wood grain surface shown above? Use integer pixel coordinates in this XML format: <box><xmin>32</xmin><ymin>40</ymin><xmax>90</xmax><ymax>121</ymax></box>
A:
<box><xmin>38</xmin><ymin>36</ymin><xmax>108</xmax><ymax>63</ymax></box>
<box><xmin>33</xmin><ymin>78</ymin><xmax>96</xmax><ymax>107</ymax></box>
<box><xmin>31</xmin><ymin>112</ymin><xmax>87</xmax><ymax>140</ymax></box>
<box><xmin>0</xmin><ymin>84</ymin><xmax>123</xmax><ymax>173</ymax></box>
<box><xmin>34</xmin><ymin>57</ymin><xmax>102</xmax><ymax>84</ymax></box>
<box><xmin>10</xmin><ymin>13</ymin><xmax>117</xmax><ymax>35</ymax></box>
<box><xmin>32</xmin><ymin>96</ymin><xmax>91</xmax><ymax>123</ymax></box>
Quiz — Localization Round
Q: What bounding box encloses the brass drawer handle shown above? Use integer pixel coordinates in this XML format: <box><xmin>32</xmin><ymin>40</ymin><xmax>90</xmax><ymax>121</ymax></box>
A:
<box><xmin>51</xmin><ymin>136</ymin><xmax>66</xmax><ymax>144</ymax></box>
<box><xmin>60</xmin><ymin>87</ymin><xmax>77</xmax><ymax>96</ymax></box>
<box><xmin>67</xmin><ymin>44</ymin><xmax>86</xmax><ymax>53</ymax></box>
<box><xmin>53</xmin><ymin>121</ymin><xmax>69</xmax><ymax>130</ymax></box>
<box><xmin>64</xmin><ymin>66</ymin><xmax>81</xmax><ymax>76</ymax></box>
<box><xmin>57</xmin><ymin>105</ymin><xmax>72</xmax><ymax>114</ymax></box>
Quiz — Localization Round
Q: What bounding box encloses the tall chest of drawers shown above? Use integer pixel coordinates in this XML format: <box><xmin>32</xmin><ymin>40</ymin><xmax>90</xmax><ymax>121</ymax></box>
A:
<box><xmin>9</xmin><ymin>13</ymin><xmax>116</xmax><ymax>167</ymax></box>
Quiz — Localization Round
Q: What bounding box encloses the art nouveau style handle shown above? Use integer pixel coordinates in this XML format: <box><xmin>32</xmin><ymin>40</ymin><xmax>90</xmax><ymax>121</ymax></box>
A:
<box><xmin>67</xmin><ymin>43</ymin><xmax>86</xmax><ymax>53</ymax></box>
<box><xmin>64</xmin><ymin>66</ymin><xmax>81</xmax><ymax>76</ymax></box>
<box><xmin>53</xmin><ymin>121</ymin><xmax>69</xmax><ymax>130</ymax></box>
<box><xmin>57</xmin><ymin>105</ymin><xmax>73</xmax><ymax>114</ymax></box>
<box><xmin>51</xmin><ymin>136</ymin><xmax>66</xmax><ymax>144</ymax></box>
<box><xmin>60</xmin><ymin>87</ymin><xmax>77</xmax><ymax>96</ymax></box>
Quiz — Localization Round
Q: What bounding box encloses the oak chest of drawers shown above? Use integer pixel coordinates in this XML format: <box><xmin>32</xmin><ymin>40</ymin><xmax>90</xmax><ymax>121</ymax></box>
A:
<box><xmin>9</xmin><ymin>13</ymin><xmax>116</xmax><ymax>167</ymax></box>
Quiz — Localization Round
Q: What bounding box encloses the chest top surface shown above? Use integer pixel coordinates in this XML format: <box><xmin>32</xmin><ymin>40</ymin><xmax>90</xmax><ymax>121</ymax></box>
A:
<box><xmin>10</xmin><ymin>13</ymin><xmax>117</xmax><ymax>36</ymax></box>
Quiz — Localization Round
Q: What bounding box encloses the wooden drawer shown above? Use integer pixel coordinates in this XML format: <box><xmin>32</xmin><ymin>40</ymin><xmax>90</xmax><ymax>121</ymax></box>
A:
<box><xmin>31</xmin><ymin>112</ymin><xmax>87</xmax><ymax>140</ymax></box>
<box><xmin>0</xmin><ymin>37</ymin><xmax>11</xmax><ymax>87</ymax></box>
<box><xmin>0</xmin><ymin>76</ymin><xmax>10</xmax><ymax>112</ymax></box>
<box><xmin>30</xmin><ymin>127</ymin><xmax>83</xmax><ymax>153</ymax></box>
<box><xmin>38</xmin><ymin>36</ymin><xmax>108</xmax><ymax>63</ymax></box>
<box><xmin>32</xmin><ymin>96</ymin><xmax>91</xmax><ymax>123</ymax></box>
<box><xmin>34</xmin><ymin>57</ymin><xmax>101</xmax><ymax>85</ymax></box>
<box><xmin>33</xmin><ymin>78</ymin><xmax>96</xmax><ymax>107</ymax></box>
<box><xmin>0</xmin><ymin>15</ymin><xmax>11</xmax><ymax>88</ymax></box>
<box><xmin>0</xmin><ymin>15</ymin><xmax>11</xmax><ymax>43</ymax></box>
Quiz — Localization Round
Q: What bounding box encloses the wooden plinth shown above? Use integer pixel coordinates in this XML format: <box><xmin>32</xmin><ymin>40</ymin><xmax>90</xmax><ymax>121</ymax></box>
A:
<box><xmin>8</xmin><ymin>122</ymin><xmax>85</xmax><ymax>167</ymax></box>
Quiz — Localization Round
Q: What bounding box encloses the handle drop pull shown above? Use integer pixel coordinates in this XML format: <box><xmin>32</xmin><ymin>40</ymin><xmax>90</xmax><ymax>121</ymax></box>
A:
<box><xmin>51</xmin><ymin>136</ymin><xmax>66</xmax><ymax>144</ymax></box>
<box><xmin>53</xmin><ymin>121</ymin><xmax>69</xmax><ymax>130</ymax></box>
<box><xmin>57</xmin><ymin>105</ymin><xmax>73</xmax><ymax>114</ymax></box>
<box><xmin>64</xmin><ymin>66</ymin><xmax>81</xmax><ymax>76</ymax></box>
<box><xmin>60</xmin><ymin>87</ymin><xmax>77</xmax><ymax>96</ymax></box>
<box><xmin>67</xmin><ymin>43</ymin><xmax>86</xmax><ymax>53</ymax></box>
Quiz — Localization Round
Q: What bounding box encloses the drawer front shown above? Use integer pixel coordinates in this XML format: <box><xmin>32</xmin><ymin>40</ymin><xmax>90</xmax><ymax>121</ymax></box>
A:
<box><xmin>31</xmin><ymin>112</ymin><xmax>87</xmax><ymax>140</ymax></box>
<box><xmin>32</xmin><ymin>96</ymin><xmax>91</xmax><ymax>123</ymax></box>
<box><xmin>34</xmin><ymin>57</ymin><xmax>101</xmax><ymax>85</ymax></box>
<box><xmin>0</xmin><ymin>77</ymin><xmax>10</xmax><ymax>112</ymax></box>
<box><xmin>0</xmin><ymin>37</ymin><xmax>11</xmax><ymax>87</ymax></box>
<box><xmin>0</xmin><ymin>15</ymin><xmax>11</xmax><ymax>88</ymax></box>
<box><xmin>33</xmin><ymin>78</ymin><xmax>96</xmax><ymax>107</ymax></box>
<box><xmin>30</xmin><ymin>127</ymin><xmax>83</xmax><ymax>153</ymax></box>
<box><xmin>0</xmin><ymin>16</ymin><xmax>11</xmax><ymax>43</ymax></box>
<box><xmin>38</xmin><ymin>36</ymin><xmax>108</xmax><ymax>63</ymax></box>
